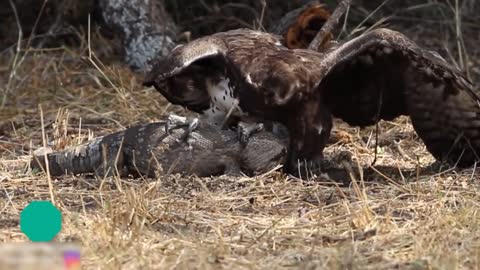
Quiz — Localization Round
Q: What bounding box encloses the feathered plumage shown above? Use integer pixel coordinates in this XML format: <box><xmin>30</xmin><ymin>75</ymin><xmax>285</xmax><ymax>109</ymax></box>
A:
<box><xmin>143</xmin><ymin>27</ymin><xmax>480</xmax><ymax>172</ymax></box>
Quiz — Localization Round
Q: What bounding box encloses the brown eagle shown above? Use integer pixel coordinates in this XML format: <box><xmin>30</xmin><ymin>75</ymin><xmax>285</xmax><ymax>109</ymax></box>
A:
<box><xmin>143</xmin><ymin>27</ymin><xmax>480</xmax><ymax>173</ymax></box>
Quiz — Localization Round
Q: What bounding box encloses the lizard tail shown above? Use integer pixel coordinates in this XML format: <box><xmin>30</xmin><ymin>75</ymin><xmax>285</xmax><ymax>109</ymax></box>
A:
<box><xmin>30</xmin><ymin>132</ymin><xmax>125</xmax><ymax>177</ymax></box>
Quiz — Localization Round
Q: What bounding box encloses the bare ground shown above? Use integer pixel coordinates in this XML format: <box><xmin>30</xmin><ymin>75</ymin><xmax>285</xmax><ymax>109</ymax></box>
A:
<box><xmin>1</xmin><ymin>1</ymin><xmax>480</xmax><ymax>269</ymax></box>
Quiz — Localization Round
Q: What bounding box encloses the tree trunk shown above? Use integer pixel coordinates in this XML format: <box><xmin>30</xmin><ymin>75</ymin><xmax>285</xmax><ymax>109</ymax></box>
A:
<box><xmin>97</xmin><ymin>0</ymin><xmax>178</xmax><ymax>71</ymax></box>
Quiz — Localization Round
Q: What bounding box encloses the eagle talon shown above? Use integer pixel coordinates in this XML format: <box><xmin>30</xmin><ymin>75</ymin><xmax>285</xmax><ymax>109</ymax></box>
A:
<box><xmin>237</xmin><ymin>122</ymin><xmax>264</xmax><ymax>147</ymax></box>
<box><xmin>165</xmin><ymin>114</ymin><xmax>199</xmax><ymax>143</ymax></box>
<box><xmin>177</xmin><ymin>117</ymin><xmax>199</xmax><ymax>143</ymax></box>
<box><xmin>292</xmin><ymin>156</ymin><xmax>324</xmax><ymax>179</ymax></box>
<box><xmin>165</xmin><ymin>114</ymin><xmax>188</xmax><ymax>134</ymax></box>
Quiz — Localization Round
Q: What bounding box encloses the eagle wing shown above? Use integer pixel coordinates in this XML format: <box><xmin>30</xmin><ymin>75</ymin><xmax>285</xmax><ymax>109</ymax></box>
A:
<box><xmin>143</xmin><ymin>29</ymin><xmax>326</xmax><ymax>117</ymax></box>
<box><xmin>143</xmin><ymin>37</ymin><xmax>228</xmax><ymax>82</ymax></box>
<box><xmin>143</xmin><ymin>35</ymin><xmax>229</xmax><ymax>113</ymax></box>
<box><xmin>317</xmin><ymin>28</ymin><xmax>480</xmax><ymax>166</ymax></box>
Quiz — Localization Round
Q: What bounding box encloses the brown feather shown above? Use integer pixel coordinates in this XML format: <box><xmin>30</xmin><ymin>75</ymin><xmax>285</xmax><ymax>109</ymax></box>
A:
<box><xmin>319</xmin><ymin>28</ymin><xmax>480</xmax><ymax>167</ymax></box>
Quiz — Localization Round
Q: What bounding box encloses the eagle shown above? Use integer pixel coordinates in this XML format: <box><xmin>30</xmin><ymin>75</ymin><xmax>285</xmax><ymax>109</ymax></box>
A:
<box><xmin>143</xmin><ymin>27</ymin><xmax>480</xmax><ymax>173</ymax></box>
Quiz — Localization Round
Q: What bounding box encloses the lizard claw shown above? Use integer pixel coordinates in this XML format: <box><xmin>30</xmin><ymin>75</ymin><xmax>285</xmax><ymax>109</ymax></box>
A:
<box><xmin>237</xmin><ymin>121</ymin><xmax>264</xmax><ymax>147</ymax></box>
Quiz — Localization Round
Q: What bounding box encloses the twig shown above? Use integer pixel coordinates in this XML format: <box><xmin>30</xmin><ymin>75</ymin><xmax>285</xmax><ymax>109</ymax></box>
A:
<box><xmin>113</xmin><ymin>138</ymin><xmax>125</xmax><ymax>193</ymax></box>
<box><xmin>2</xmin><ymin>0</ymin><xmax>23</xmax><ymax>108</ymax></box>
<box><xmin>257</xmin><ymin>0</ymin><xmax>267</xmax><ymax>31</ymax></box>
<box><xmin>453</xmin><ymin>0</ymin><xmax>471</xmax><ymax>80</ymax></box>
<box><xmin>25</xmin><ymin>0</ymin><xmax>49</xmax><ymax>49</ymax></box>
<box><xmin>368</xmin><ymin>165</ymin><xmax>412</xmax><ymax>193</ymax></box>
<box><xmin>87</xmin><ymin>14</ymin><xmax>126</xmax><ymax>100</ymax></box>
<box><xmin>371</xmin><ymin>83</ymin><xmax>384</xmax><ymax>166</ymax></box>
<box><xmin>454</xmin><ymin>0</ymin><xmax>464</xmax><ymax>70</ymax></box>
<box><xmin>349</xmin><ymin>0</ymin><xmax>392</xmax><ymax>38</ymax></box>
<box><xmin>308</xmin><ymin>0</ymin><xmax>352</xmax><ymax>51</ymax></box>
<box><xmin>2</xmin><ymin>0</ymin><xmax>51</xmax><ymax>108</ymax></box>
<box><xmin>40</xmin><ymin>104</ymin><xmax>56</xmax><ymax>204</ymax></box>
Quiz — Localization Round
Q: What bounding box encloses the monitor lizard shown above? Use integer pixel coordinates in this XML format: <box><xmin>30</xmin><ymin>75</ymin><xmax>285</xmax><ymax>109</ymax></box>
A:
<box><xmin>30</xmin><ymin>115</ymin><xmax>289</xmax><ymax>178</ymax></box>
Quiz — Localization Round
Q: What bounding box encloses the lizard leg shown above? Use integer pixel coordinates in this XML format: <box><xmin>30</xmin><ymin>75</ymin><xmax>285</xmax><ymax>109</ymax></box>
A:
<box><xmin>237</xmin><ymin>121</ymin><xmax>264</xmax><ymax>147</ymax></box>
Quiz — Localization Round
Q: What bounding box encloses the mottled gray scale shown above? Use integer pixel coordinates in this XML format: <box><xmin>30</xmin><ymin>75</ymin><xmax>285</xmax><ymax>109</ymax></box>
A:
<box><xmin>31</xmin><ymin>119</ymin><xmax>289</xmax><ymax>178</ymax></box>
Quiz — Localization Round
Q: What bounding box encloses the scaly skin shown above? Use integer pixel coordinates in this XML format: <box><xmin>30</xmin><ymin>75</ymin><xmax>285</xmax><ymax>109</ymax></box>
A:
<box><xmin>30</xmin><ymin>118</ymin><xmax>289</xmax><ymax>178</ymax></box>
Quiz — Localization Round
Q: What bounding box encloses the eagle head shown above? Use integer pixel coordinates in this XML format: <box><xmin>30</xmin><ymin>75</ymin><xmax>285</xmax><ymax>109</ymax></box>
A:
<box><xmin>145</xmin><ymin>63</ymin><xmax>216</xmax><ymax>113</ymax></box>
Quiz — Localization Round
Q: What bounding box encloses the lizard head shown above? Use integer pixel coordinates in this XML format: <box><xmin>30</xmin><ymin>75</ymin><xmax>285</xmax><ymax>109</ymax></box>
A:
<box><xmin>240</xmin><ymin>122</ymin><xmax>290</xmax><ymax>175</ymax></box>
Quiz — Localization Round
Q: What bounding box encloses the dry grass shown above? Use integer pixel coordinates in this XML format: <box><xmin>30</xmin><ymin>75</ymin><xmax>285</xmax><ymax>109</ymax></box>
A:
<box><xmin>1</xmin><ymin>1</ymin><xmax>480</xmax><ymax>269</ymax></box>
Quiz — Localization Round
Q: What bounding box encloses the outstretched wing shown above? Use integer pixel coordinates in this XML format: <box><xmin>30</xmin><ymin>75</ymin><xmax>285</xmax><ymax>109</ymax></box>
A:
<box><xmin>318</xmin><ymin>28</ymin><xmax>480</xmax><ymax>166</ymax></box>
<box><xmin>144</xmin><ymin>37</ymin><xmax>228</xmax><ymax>82</ymax></box>
<box><xmin>143</xmin><ymin>29</ymin><xmax>326</xmax><ymax>118</ymax></box>
<box><xmin>143</xmin><ymin>35</ymin><xmax>229</xmax><ymax>113</ymax></box>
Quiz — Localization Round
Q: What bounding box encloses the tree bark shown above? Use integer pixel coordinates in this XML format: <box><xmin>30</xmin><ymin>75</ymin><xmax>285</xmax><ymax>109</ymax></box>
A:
<box><xmin>97</xmin><ymin>0</ymin><xmax>178</xmax><ymax>71</ymax></box>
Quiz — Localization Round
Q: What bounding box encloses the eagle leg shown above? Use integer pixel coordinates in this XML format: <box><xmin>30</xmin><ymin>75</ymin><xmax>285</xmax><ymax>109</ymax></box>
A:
<box><xmin>294</xmin><ymin>155</ymin><xmax>324</xmax><ymax>179</ymax></box>
<box><xmin>237</xmin><ymin>121</ymin><xmax>264</xmax><ymax>147</ymax></box>
<box><xmin>165</xmin><ymin>114</ymin><xmax>199</xmax><ymax>143</ymax></box>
